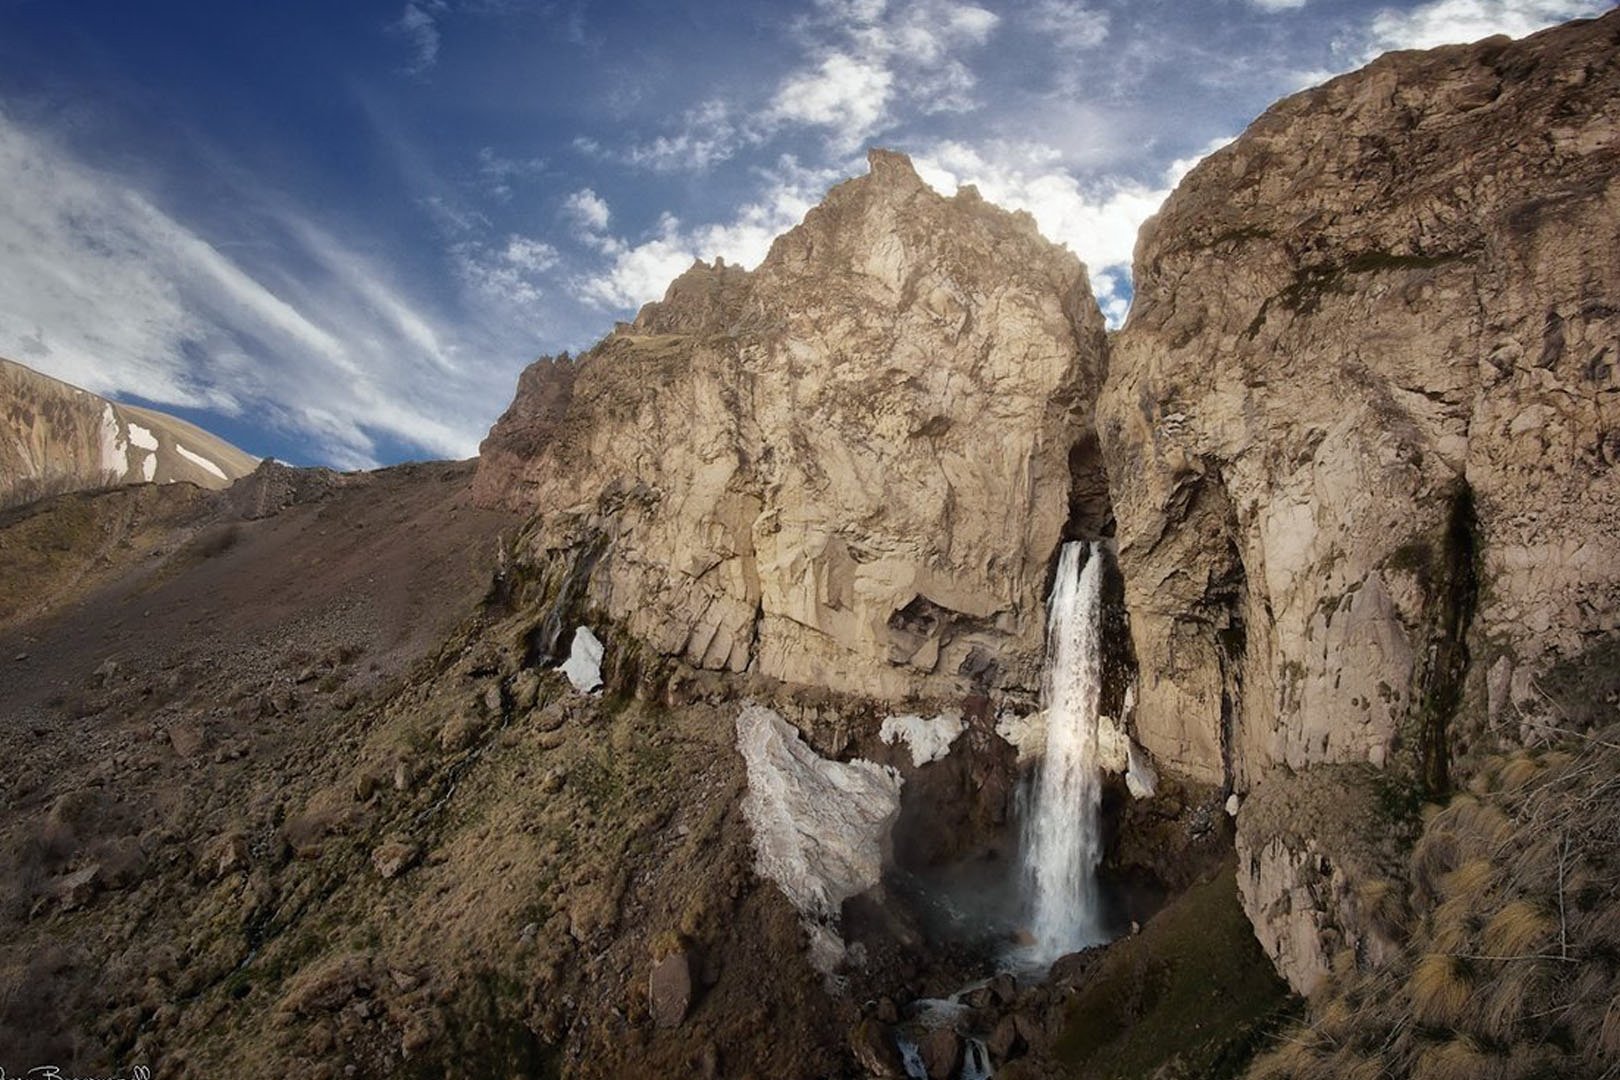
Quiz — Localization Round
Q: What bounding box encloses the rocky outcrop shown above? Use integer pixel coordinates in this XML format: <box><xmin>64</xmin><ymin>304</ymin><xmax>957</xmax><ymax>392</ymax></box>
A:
<box><xmin>1234</xmin><ymin>765</ymin><xmax>1414</xmax><ymax>995</ymax></box>
<box><xmin>476</xmin><ymin>150</ymin><xmax>1108</xmax><ymax>702</ymax></box>
<box><xmin>1101</xmin><ymin>13</ymin><xmax>1620</xmax><ymax>790</ymax></box>
<box><xmin>1</xmin><ymin>356</ymin><xmax>257</xmax><ymax>509</ymax></box>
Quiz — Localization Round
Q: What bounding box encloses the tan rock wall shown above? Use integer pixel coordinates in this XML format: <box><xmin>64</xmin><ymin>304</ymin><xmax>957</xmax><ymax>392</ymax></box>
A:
<box><xmin>476</xmin><ymin>151</ymin><xmax>1108</xmax><ymax>702</ymax></box>
<box><xmin>1102</xmin><ymin>13</ymin><xmax>1620</xmax><ymax>789</ymax></box>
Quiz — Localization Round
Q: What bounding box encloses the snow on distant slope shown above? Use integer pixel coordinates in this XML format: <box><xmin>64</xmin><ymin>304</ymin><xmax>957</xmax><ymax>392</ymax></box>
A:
<box><xmin>99</xmin><ymin>403</ymin><xmax>129</xmax><ymax>478</ymax></box>
<box><xmin>174</xmin><ymin>441</ymin><xmax>228</xmax><ymax>481</ymax></box>
<box><xmin>127</xmin><ymin>422</ymin><xmax>159</xmax><ymax>451</ymax></box>
<box><xmin>2</xmin><ymin>356</ymin><xmax>257</xmax><ymax>507</ymax></box>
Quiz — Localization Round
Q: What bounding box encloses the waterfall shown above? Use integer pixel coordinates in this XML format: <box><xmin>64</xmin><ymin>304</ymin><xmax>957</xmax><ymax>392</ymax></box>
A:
<box><xmin>1019</xmin><ymin>540</ymin><xmax>1108</xmax><ymax>965</ymax></box>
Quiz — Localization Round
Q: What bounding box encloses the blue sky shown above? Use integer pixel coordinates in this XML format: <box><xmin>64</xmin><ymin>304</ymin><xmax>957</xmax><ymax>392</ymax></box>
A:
<box><xmin>0</xmin><ymin>0</ymin><xmax>1609</xmax><ymax>468</ymax></box>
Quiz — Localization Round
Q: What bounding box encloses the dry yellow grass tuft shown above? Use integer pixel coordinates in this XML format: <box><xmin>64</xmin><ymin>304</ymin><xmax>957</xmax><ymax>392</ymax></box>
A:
<box><xmin>1315</xmin><ymin>995</ymin><xmax>1354</xmax><ymax>1040</ymax></box>
<box><xmin>1449</xmin><ymin>799</ymin><xmax>1513</xmax><ymax>850</ymax></box>
<box><xmin>1440</xmin><ymin>857</ymin><xmax>1495</xmax><ymax>902</ymax></box>
<box><xmin>1601</xmin><ymin>992</ymin><xmax>1620</xmax><ymax>1057</ymax></box>
<box><xmin>1243</xmin><ymin>723</ymin><xmax>1620</xmax><ymax>1080</ymax></box>
<box><xmin>1428</xmin><ymin>898</ymin><xmax>1476</xmax><ymax>953</ymax></box>
<box><xmin>1496</xmin><ymin>753</ymin><xmax>1542</xmax><ymax>791</ymax></box>
<box><xmin>1410</xmin><ymin>953</ymin><xmax>1473</xmax><ymax>1026</ymax></box>
<box><xmin>1414</xmin><ymin>1035</ymin><xmax>1502</xmax><ymax>1080</ymax></box>
<box><xmin>1481</xmin><ymin>899</ymin><xmax>1554</xmax><ymax>957</ymax></box>
<box><xmin>1479</xmin><ymin>960</ymin><xmax>1546</xmax><ymax>1042</ymax></box>
<box><xmin>1355</xmin><ymin>876</ymin><xmax>1408</xmax><ymax>938</ymax></box>
<box><xmin>1335</xmin><ymin>1055</ymin><xmax>1384</xmax><ymax>1080</ymax></box>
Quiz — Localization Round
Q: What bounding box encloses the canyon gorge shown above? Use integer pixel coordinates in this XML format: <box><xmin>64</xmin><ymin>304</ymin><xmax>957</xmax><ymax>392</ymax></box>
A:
<box><xmin>1</xmin><ymin>10</ymin><xmax>1617</xmax><ymax>1079</ymax></box>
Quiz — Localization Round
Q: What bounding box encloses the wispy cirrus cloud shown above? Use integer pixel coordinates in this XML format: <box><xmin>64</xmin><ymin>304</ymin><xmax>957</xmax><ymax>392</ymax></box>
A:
<box><xmin>582</xmin><ymin>100</ymin><xmax>760</xmax><ymax>173</ymax></box>
<box><xmin>0</xmin><ymin>108</ymin><xmax>537</xmax><ymax>468</ymax></box>
<box><xmin>391</xmin><ymin>1</ymin><xmax>448</xmax><ymax>74</ymax></box>
<box><xmin>477</xmin><ymin>146</ymin><xmax>547</xmax><ymax>200</ymax></box>
<box><xmin>1024</xmin><ymin>0</ymin><xmax>1111</xmax><ymax>49</ymax></box>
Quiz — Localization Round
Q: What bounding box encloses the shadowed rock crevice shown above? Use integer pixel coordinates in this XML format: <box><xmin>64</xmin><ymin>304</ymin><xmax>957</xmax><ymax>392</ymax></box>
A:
<box><xmin>1406</xmin><ymin>482</ymin><xmax>1479</xmax><ymax>798</ymax></box>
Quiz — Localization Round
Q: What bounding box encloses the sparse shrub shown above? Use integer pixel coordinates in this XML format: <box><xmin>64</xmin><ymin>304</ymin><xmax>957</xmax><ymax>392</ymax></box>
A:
<box><xmin>1245</xmin><ymin>724</ymin><xmax>1620</xmax><ymax>1080</ymax></box>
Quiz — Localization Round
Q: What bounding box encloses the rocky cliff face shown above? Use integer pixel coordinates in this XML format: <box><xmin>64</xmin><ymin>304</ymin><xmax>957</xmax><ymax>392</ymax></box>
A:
<box><xmin>1101</xmin><ymin>12</ymin><xmax>1620</xmax><ymax>791</ymax></box>
<box><xmin>1</xmin><ymin>357</ymin><xmax>257</xmax><ymax>509</ymax></box>
<box><xmin>477</xmin><ymin>150</ymin><xmax>1108</xmax><ymax>702</ymax></box>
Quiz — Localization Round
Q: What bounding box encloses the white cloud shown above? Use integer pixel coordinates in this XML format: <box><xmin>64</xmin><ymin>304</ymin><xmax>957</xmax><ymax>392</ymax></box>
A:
<box><xmin>622</xmin><ymin>100</ymin><xmax>756</xmax><ymax>172</ymax></box>
<box><xmin>913</xmin><ymin>135</ymin><xmax>1232</xmax><ymax>328</ymax></box>
<box><xmin>392</xmin><ymin>1</ymin><xmax>448</xmax><ymax>74</ymax></box>
<box><xmin>1164</xmin><ymin>135</ymin><xmax>1237</xmax><ymax>189</ymax></box>
<box><xmin>454</xmin><ymin>234</ymin><xmax>559</xmax><ymax>306</ymax></box>
<box><xmin>562</xmin><ymin>188</ymin><xmax>611</xmax><ymax>232</ymax></box>
<box><xmin>772</xmin><ymin>53</ymin><xmax>895</xmax><ymax>149</ymax></box>
<box><xmin>914</xmin><ymin>141</ymin><xmax>1162</xmax><ymax>273</ymax></box>
<box><xmin>575</xmin><ymin>157</ymin><xmax>841</xmax><ymax>310</ymax></box>
<box><xmin>1365</xmin><ymin>0</ymin><xmax>1608</xmax><ymax>54</ymax></box>
<box><xmin>1250</xmin><ymin>0</ymin><xmax>1309</xmax><ymax>10</ymax></box>
<box><xmin>764</xmin><ymin>0</ymin><xmax>1000</xmax><ymax>151</ymax></box>
<box><xmin>0</xmin><ymin>108</ymin><xmax>529</xmax><ymax>468</ymax></box>
<box><xmin>1026</xmin><ymin>1</ymin><xmax>1110</xmax><ymax>49</ymax></box>
<box><xmin>502</xmin><ymin>236</ymin><xmax>559</xmax><ymax>273</ymax></box>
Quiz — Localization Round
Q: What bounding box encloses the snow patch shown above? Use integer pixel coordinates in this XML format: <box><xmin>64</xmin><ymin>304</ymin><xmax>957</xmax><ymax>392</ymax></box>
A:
<box><xmin>997</xmin><ymin>707</ymin><xmax>1159</xmax><ymax>798</ymax></box>
<box><xmin>127</xmin><ymin>422</ymin><xmax>159</xmax><ymax>451</ymax></box>
<box><xmin>98</xmin><ymin>405</ymin><xmax>128</xmax><ymax>478</ymax></box>
<box><xmin>558</xmin><ymin>626</ymin><xmax>604</xmax><ymax>693</ymax></box>
<box><xmin>736</xmin><ymin>703</ymin><xmax>902</xmax><ymax>973</ymax></box>
<box><xmin>174</xmin><ymin>441</ymin><xmax>228</xmax><ymax>480</ymax></box>
<box><xmin>1127</xmin><ymin>741</ymin><xmax>1159</xmax><ymax>799</ymax></box>
<box><xmin>995</xmin><ymin>710</ymin><xmax>1046</xmax><ymax>765</ymax></box>
<box><xmin>141</xmin><ymin>453</ymin><xmax>156</xmax><ymax>482</ymax></box>
<box><xmin>879</xmin><ymin>710</ymin><xmax>965</xmax><ymax>766</ymax></box>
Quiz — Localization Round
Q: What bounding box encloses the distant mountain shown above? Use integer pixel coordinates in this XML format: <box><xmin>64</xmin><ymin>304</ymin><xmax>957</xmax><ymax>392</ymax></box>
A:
<box><xmin>0</xmin><ymin>356</ymin><xmax>257</xmax><ymax>509</ymax></box>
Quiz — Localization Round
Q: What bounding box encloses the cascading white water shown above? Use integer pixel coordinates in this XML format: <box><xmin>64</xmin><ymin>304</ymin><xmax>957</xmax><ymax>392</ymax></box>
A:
<box><xmin>1018</xmin><ymin>540</ymin><xmax>1108</xmax><ymax>965</ymax></box>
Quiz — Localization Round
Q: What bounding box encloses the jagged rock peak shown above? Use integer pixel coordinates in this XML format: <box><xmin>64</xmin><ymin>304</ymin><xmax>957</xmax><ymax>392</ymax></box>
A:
<box><xmin>631</xmin><ymin>257</ymin><xmax>753</xmax><ymax>336</ymax></box>
<box><xmin>863</xmin><ymin>146</ymin><xmax>928</xmax><ymax>191</ymax></box>
<box><xmin>475</xmin><ymin>148</ymin><xmax>1109</xmax><ymax>702</ymax></box>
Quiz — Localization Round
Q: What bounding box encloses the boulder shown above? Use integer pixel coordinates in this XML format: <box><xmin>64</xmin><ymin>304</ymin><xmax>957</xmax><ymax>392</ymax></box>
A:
<box><xmin>54</xmin><ymin>863</ymin><xmax>102</xmax><ymax>911</ymax></box>
<box><xmin>167</xmin><ymin>720</ymin><xmax>207</xmax><ymax>760</ymax></box>
<box><xmin>649</xmin><ymin>949</ymin><xmax>694</xmax><ymax>1029</ymax></box>
<box><xmin>371</xmin><ymin>839</ymin><xmax>420</xmax><ymax>881</ymax></box>
<box><xmin>918</xmin><ymin>1026</ymin><xmax>963</xmax><ymax>1080</ymax></box>
<box><xmin>987</xmin><ymin>1013</ymin><xmax>1026</xmax><ymax>1062</ymax></box>
<box><xmin>848</xmin><ymin>1018</ymin><xmax>906</xmax><ymax>1078</ymax></box>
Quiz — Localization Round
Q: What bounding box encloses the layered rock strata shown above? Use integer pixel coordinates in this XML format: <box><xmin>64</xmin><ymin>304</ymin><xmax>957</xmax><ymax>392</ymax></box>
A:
<box><xmin>477</xmin><ymin>150</ymin><xmax>1108</xmax><ymax>702</ymax></box>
